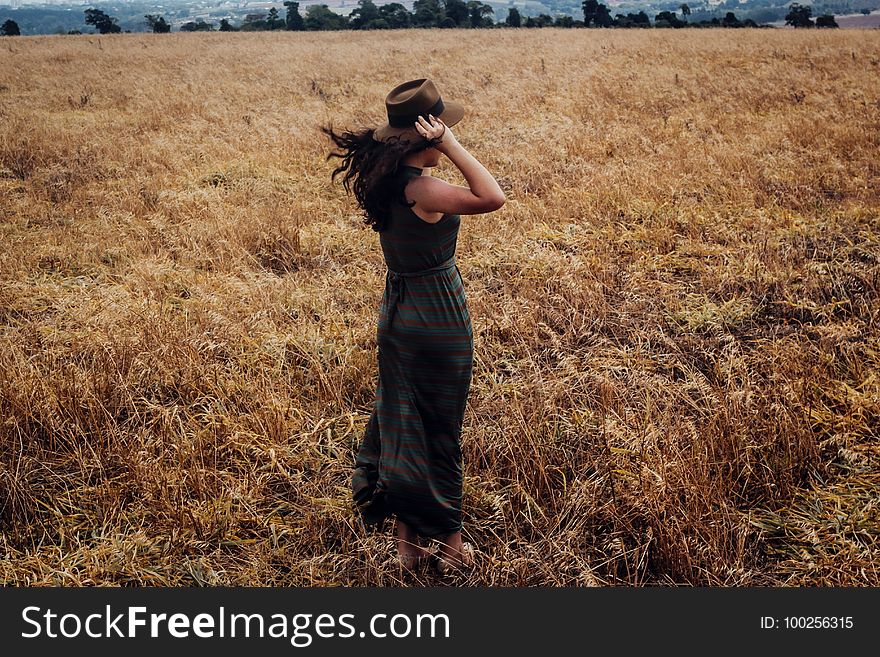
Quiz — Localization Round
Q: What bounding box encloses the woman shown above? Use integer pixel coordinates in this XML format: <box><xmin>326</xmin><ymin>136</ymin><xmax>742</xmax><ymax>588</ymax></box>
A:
<box><xmin>322</xmin><ymin>78</ymin><xmax>505</xmax><ymax>577</ymax></box>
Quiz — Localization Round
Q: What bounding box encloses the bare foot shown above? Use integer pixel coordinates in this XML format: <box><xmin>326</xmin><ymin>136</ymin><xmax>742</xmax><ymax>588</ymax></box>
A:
<box><xmin>436</xmin><ymin>542</ymin><xmax>475</xmax><ymax>575</ymax></box>
<box><xmin>396</xmin><ymin>519</ymin><xmax>432</xmax><ymax>569</ymax></box>
<box><xmin>398</xmin><ymin>545</ymin><xmax>435</xmax><ymax>571</ymax></box>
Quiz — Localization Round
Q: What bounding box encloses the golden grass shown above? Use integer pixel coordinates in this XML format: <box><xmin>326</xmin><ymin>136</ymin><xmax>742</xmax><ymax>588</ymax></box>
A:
<box><xmin>0</xmin><ymin>28</ymin><xmax>878</xmax><ymax>586</ymax></box>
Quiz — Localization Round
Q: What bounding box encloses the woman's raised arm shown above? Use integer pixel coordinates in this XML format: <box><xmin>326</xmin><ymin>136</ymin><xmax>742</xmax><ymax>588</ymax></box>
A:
<box><xmin>408</xmin><ymin>114</ymin><xmax>506</xmax><ymax>216</ymax></box>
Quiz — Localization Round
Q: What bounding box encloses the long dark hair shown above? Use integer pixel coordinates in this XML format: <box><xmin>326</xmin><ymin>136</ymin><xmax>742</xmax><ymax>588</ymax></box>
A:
<box><xmin>321</xmin><ymin>124</ymin><xmax>442</xmax><ymax>232</ymax></box>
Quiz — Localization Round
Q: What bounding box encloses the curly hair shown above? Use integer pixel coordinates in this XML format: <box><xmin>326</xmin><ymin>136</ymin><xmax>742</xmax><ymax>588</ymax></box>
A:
<box><xmin>321</xmin><ymin>124</ymin><xmax>443</xmax><ymax>232</ymax></box>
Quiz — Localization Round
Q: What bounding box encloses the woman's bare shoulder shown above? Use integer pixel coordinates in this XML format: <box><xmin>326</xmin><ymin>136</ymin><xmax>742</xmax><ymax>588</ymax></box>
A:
<box><xmin>402</xmin><ymin>176</ymin><xmax>447</xmax><ymax>223</ymax></box>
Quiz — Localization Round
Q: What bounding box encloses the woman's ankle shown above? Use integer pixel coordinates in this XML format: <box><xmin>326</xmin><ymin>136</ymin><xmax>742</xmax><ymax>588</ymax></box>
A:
<box><xmin>436</xmin><ymin>541</ymin><xmax>474</xmax><ymax>574</ymax></box>
<box><xmin>438</xmin><ymin>531</ymin><xmax>463</xmax><ymax>555</ymax></box>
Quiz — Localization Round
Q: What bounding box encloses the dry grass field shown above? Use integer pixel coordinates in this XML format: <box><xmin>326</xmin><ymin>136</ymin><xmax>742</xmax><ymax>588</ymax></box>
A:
<box><xmin>1</xmin><ymin>27</ymin><xmax>878</xmax><ymax>586</ymax></box>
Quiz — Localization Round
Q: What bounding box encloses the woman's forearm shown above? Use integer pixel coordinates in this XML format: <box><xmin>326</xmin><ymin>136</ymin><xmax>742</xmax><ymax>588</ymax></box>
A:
<box><xmin>440</xmin><ymin>140</ymin><xmax>505</xmax><ymax>204</ymax></box>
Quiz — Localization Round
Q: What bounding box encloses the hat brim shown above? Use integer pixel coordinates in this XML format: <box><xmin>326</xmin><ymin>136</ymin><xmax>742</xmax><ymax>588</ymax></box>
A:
<box><xmin>372</xmin><ymin>100</ymin><xmax>465</xmax><ymax>143</ymax></box>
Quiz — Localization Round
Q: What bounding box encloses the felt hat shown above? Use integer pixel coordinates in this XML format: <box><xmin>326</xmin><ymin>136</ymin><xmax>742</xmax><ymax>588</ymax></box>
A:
<box><xmin>372</xmin><ymin>78</ymin><xmax>465</xmax><ymax>143</ymax></box>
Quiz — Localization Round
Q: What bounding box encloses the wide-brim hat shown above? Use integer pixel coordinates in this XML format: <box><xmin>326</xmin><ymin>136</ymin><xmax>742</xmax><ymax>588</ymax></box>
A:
<box><xmin>373</xmin><ymin>78</ymin><xmax>465</xmax><ymax>143</ymax></box>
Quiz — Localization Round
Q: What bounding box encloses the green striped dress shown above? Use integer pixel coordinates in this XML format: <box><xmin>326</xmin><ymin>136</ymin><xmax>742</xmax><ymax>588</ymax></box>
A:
<box><xmin>352</xmin><ymin>164</ymin><xmax>473</xmax><ymax>539</ymax></box>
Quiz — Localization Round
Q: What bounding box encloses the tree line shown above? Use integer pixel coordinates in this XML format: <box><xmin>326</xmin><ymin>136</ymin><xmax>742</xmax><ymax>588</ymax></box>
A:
<box><xmin>0</xmin><ymin>1</ymin><xmax>841</xmax><ymax>36</ymax></box>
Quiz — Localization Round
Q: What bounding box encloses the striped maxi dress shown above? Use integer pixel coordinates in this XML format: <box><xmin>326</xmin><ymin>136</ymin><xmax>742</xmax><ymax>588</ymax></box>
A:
<box><xmin>352</xmin><ymin>164</ymin><xmax>473</xmax><ymax>539</ymax></box>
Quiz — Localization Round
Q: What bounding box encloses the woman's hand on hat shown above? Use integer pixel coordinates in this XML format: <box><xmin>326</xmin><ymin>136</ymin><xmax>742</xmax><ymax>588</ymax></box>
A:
<box><xmin>415</xmin><ymin>114</ymin><xmax>455</xmax><ymax>151</ymax></box>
